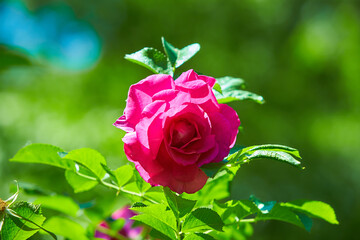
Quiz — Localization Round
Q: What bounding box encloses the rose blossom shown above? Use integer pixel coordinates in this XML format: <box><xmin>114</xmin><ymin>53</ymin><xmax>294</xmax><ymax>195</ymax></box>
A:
<box><xmin>114</xmin><ymin>69</ymin><xmax>240</xmax><ymax>194</ymax></box>
<box><xmin>95</xmin><ymin>205</ymin><xmax>143</xmax><ymax>239</ymax></box>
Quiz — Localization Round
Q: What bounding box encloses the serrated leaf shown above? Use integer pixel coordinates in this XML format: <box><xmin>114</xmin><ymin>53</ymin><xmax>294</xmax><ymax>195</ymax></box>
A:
<box><xmin>65</xmin><ymin>170</ymin><xmax>98</xmax><ymax>193</ymax></box>
<box><xmin>42</xmin><ymin>216</ymin><xmax>87</xmax><ymax>240</ymax></box>
<box><xmin>10</xmin><ymin>143</ymin><xmax>74</xmax><ymax>170</ymax></box>
<box><xmin>213</xmin><ymin>200</ymin><xmax>259</xmax><ymax>222</ymax></box>
<box><xmin>131</xmin><ymin>204</ymin><xmax>177</xmax><ymax>240</ymax></box>
<box><xmin>246</xmin><ymin>150</ymin><xmax>301</xmax><ymax>168</ymax></box>
<box><xmin>183</xmin><ymin>165</ymin><xmax>240</xmax><ymax>206</ymax></box>
<box><xmin>183</xmin><ymin>233</ymin><xmax>216</xmax><ymax>240</ymax></box>
<box><xmin>255</xmin><ymin>203</ymin><xmax>304</xmax><ymax>229</ymax></box>
<box><xmin>125</xmin><ymin>47</ymin><xmax>172</xmax><ymax>75</ymax></box>
<box><xmin>162</xmin><ymin>37</ymin><xmax>200</xmax><ymax>68</ymax></box>
<box><xmin>63</xmin><ymin>148</ymin><xmax>107</xmax><ymax>179</ymax></box>
<box><xmin>281</xmin><ymin>200</ymin><xmax>339</xmax><ymax>225</ymax></box>
<box><xmin>213</xmin><ymin>76</ymin><xmax>263</xmax><ymax>104</ymax></box>
<box><xmin>182</xmin><ymin>208</ymin><xmax>224</xmax><ymax>233</ymax></box>
<box><xmin>214</xmin><ymin>89</ymin><xmax>264</xmax><ymax>104</ymax></box>
<box><xmin>34</xmin><ymin>195</ymin><xmax>79</xmax><ymax>217</ymax></box>
<box><xmin>132</xmin><ymin>214</ymin><xmax>177</xmax><ymax>240</ymax></box>
<box><xmin>215</xmin><ymin>76</ymin><xmax>246</xmax><ymax>91</ymax></box>
<box><xmin>131</xmin><ymin>204</ymin><xmax>177</xmax><ymax>231</ymax></box>
<box><xmin>164</xmin><ymin>187</ymin><xmax>197</xmax><ymax>219</ymax></box>
<box><xmin>114</xmin><ymin>165</ymin><xmax>134</xmax><ymax>187</ymax></box>
<box><xmin>133</xmin><ymin>170</ymin><xmax>151</xmax><ymax>194</ymax></box>
<box><xmin>1</xmin><ymin>202</ymin><xmax>46</xmax><ymax>240</ymax></box>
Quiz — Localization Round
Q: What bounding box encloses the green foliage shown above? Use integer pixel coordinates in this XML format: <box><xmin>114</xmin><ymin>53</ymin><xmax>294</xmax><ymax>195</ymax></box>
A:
<box><xmin>42</xmin><ymin>216</ymin><xmax>88</xmax><ymax>240</ymax></box>
<box><xmin>34</xmin><ymin>195</ymin><xmax>79</xmax><ymax>217</ymax></box>
<box><xmin>213</xmin><ymin>76</ymin><xmax>264</xmax><ymax>104</ymax></box>
<box><xmin>183</xmin><ymin>233</ymin><xmax>216</xmax><ymax>240</ymax></box>
<box><xmin>131</xmin><ymin>203</ymin><xmax>178</xmax><ymax>240</ymax></box>
<box><xmin>10</xmin><ymin>144</ymin><xmax>74</xmax><ymax>170</ymax></box>
<box><xmin>125</xmin><ymin>37</ymin><xmax>200</xmax><ymax>76</ymax></box>
<box><xmin>125</xmin><ymin>47</ymin><xmax>173</xmax><ymax>75</ymax></box>
<box><xmin>164</xmin><ymin>187</ymin><xmax>197</xmax><ymax>219</ymax></box>
<box><xmin>281</xmin><ymin>200</ymin><xmax>339</xmax><ymax>225</ymax></box>
<box><xmin>161</xmin><ymin>37</ymin><xmax>200</xmax><ymax>69</ymax></box>
<box><xmin>64</xmin><ymin>148</ymin><xmax>107</xmax><ymax>179</ymax></box>
<box><xmin>1</xmin><ymin>202</ymin><xmax>46</xmax><ymax>240</ymax></box>
<box><xmin>227</xmin><ymin>144</ymin><xmax>302</xmax><ymax>168</ymax></box>
<box><xmin>182</xmin><ymin>208</ymin><xmax>224</xmax><ymax>233</ymax></box>
<box><xmin>64</xmin><ymin>169</ymin><xmax>98</xmax><ymax>193</ymax></box>
<box><xmin>113</xmin><ymin>165</ymin><xmax>134</xmax><ymax>187</ymax></box>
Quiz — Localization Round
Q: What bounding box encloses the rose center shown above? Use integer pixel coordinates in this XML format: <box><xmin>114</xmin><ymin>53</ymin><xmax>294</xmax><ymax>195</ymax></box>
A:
<box><xmin>170</xmin><ymin>120</ymin><xmax>197</xmax><ymax>148</ymax></box>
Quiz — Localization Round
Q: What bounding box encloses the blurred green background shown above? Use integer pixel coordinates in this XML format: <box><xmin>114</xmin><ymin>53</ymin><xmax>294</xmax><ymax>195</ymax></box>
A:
<box><xmin>1</xmin><ymin>0</ymin><xmax>359</xmax><ymax>239</ymax></box>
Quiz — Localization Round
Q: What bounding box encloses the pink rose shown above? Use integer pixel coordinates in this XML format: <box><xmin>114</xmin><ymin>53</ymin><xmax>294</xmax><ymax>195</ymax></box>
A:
<box><xmin>114</xmin><ymin>70</ymin><xmax>240</xmax><ymax>194</ymax></box>
<box><xmin>95</xmin><ymin>205</ymin><xmax>143</xmax><ymax>239</ymax></box>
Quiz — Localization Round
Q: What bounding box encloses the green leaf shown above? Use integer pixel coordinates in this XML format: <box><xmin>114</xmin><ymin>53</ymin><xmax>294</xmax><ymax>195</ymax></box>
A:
<box><xmin>161</xmin><ymin>37</ymin><xmax>200</xmax><ymax>68</ymax></box>
<box><xmin>281</xmin><ymin>200</ymin><xmax>339</xmax><ymax>225</ymax></box>
<box><xmin>200</xmin><ymin>161</ymin><xmax>226</xmax><ymax>178</ymax></box>
<box><xmin>297</xmin><ymin>213</ymin><xmax>313</xmax><ymax>232</ymax></box>
<box><xmin>133</xmin><ymin>170</ymin><xmax>151</xmax><ymax>194</ymax></box>
<box><xmin>246</xmin><ymin>150</ymin><xmax>301</xmax><ymax>168</ymax></box>
<box><xmin>250</xmin><ymin>195</ymin><xmax>276</xmax><ymax>214</ymax></box>
<box><xmin>215</xmin><ymin>89</ymin><xmax>265</xmax><ymax>104</ymax></box>
<box><xmin>34</xmin><ymin>195</ymin><xmax>79</xmax><ymax>217</ymax></box>
<box><xmin>42</xmin><ymin>216</ymin><xmax>87</xmax><ymax>240</ymax></box>
<box><xmin>131</xmin><ymin>204</ymin><xmax>177</xmax><ymax>231</ymax></box>
<box><xmin>213</xmin><ymin>76</ymin><xmax>264</xmax><ymax>104</ymax></box>
<box><xmin>164</xmin><ymin>187</ymin><xmax>197</xmax><ymax>219</ymax></box>
<box><xmin>213</xmin><ymin>200</ymin><xmax>259</xmax><ymax>222</ymax></box>
<box><xmin>183</xmin><ymin>233</ymin><xmax>216</xmax><ymax>240</ymax></box>
<box><xmin>215</xmin><ymin>77</ymin><xmax>246</xmax><ymax>91</ymax></box>
<box><xmin>63</xmin><ymin>148</ymin><xmax>107</xmax><ymax>179</ymax></box>
<box><xmin>227</xmin><ymin>144</ymin><xmax>302</xmax><ymax>168</ymax></box>
<box><xmin>65</xmin><ymin>170</ymin><xmax>98</xmax><ymax>193</ymax></box>
<box><xmin>131</xmin><ymin>204</ymin><xmax>177</xmax><ymax>240</ymax></box>
<box><xmin>10</xmin><ymin>143</ymin><xmax>74</xmax><ymax>170</ymax></box>
<box><xmin>1</xmin><ymin>202</ymin><xmax>46</xmax><ymax>240</ymax></box>
<box><xmin>183</xmin><ymin>165</ymin><xmax>240</xmax><ymax>206</ymax></box>
<box><xmin>125</xmin><ymin>47</ymin><xmax>172</xmax><ymax>75</ymax></box>
<box><xmin>114</xmin><ymin>165</ymin><xmax>134</xmax><ymax>187</ymax></box>
<box><xmin>255</xmin><ymin>203</ymin><xmax>305</xmax><ymax>229</ymax></box>
<box><xmin>182</xmin><ymin>208</ymin><xmax>224</xmax><ymax>233</ymax></box>
<box><xmin>212</xmin><ymin>83</ymin><xmax>222</xmax><ymax>94</ymax></box>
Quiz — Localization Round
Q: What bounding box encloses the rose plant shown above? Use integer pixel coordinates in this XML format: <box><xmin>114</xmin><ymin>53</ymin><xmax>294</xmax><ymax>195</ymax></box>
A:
<box><xmin>1</xmin><ymin>38</ymin><xmax>338</xmax><ymax>240</ymax></box>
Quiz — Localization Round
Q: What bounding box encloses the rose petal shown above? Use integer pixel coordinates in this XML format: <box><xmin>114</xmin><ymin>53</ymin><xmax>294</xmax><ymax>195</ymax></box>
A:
<box><xmin>114</xmin><ymin>74</ymin><xmax>174</xmax><ymax>131</ymax></box>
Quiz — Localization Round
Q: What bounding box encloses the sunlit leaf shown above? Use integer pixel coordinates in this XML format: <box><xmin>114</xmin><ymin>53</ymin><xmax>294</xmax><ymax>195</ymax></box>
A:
<box><xmin>65</xmin><ymin>170</ymin><xmax>98</xmax><ymax>193</ymax></box>
<box><xmin>63</xmin><ymin>148</ymin><xmax>107</xmax><ymax>179</ymax></box>
<box><xmin>131</xmin><ymin>204</ymin><xmax>177</xmax><ymax>240</ymax></box>
<box><xmin>281</xmin><ymin>200</ymin><xmax>339</xmax><ymax>225</ymax></box>
<box><xmin>34</xmin><ymin>195</ymin><xmax>79</xmax><ymax>217</ymax></box>
<box><xmin>182</xmin><ymin>208</ymin><xmax>224</xmax><ymax>233</ymax></box>
<box><xmin>125</xmin><ymin>47</ymin><xmax>172</xmax><ymax>75</ymax></box>
<box><xmin>164</xmin><ymin>187</ymin><xmax>197</xmax><ymax>219</ymax></box>
<box><xmin>183</xmin><ymin>233</ymin><xmax>216</xmax><ymax>240</ymax></box>
<box><xmin>162</xmin><ymin>37</ymin><xmax>200</xmax><ymax>68</ymax></box>
<box><xmin>1</xmin><ymin>202</ymin><xmax>46</xmax><ymax>240</ymax></box>
<box><xmin>10</xmin><ymin>144</ymin><xmax>74</xmax><ymax>170</ymax></box>
<box><xmin>42</xmin><ymin>216</ymin><xmax>87</xmax><ymax>240</ymax></box>
<box><xmin>114</xmin><ymin>165</ymin><xmax>134</xmax><ymax>187</ymax></box>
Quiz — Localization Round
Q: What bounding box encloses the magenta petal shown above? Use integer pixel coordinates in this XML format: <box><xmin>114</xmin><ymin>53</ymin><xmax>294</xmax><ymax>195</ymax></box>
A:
<box><xmin>114</xmin><ymin>74</ymin><xmax>174</xmax><ymax>131</ymax></box>
<box><xmin>94</xmin><ymin>221</ymin><xmax>111</xmax><ymax>240</ymax></box>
